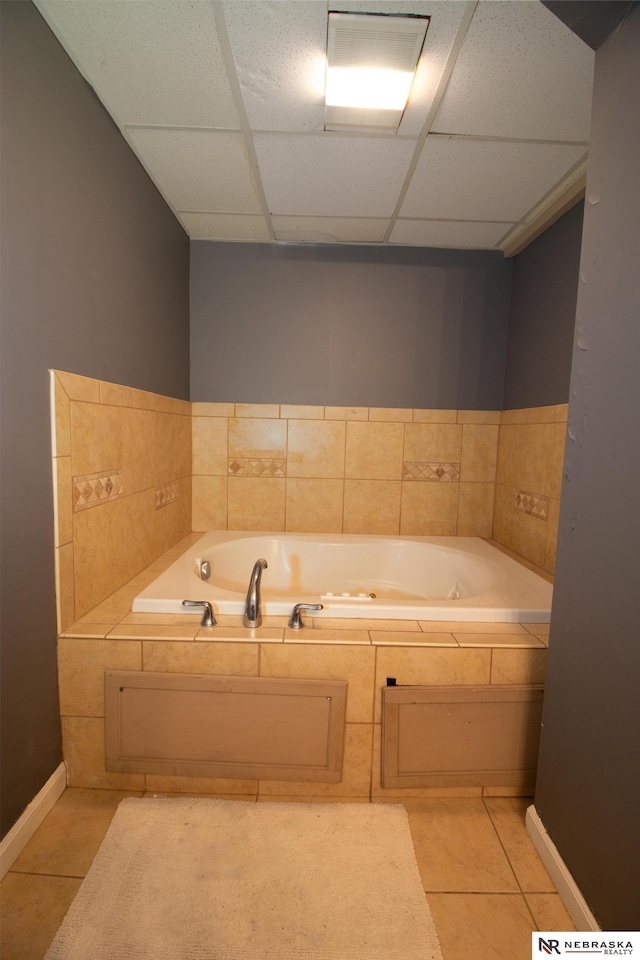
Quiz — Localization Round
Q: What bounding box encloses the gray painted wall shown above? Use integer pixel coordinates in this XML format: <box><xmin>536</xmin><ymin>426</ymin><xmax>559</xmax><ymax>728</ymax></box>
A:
<box><xmin>190</xmin><ymin>241</ymin><xmax>513</xmax><ymax>410</ymax></box>
<box><xmin>0</xmin><ymin>1</ymin><xmax>189</xmax><ymax>837</ymax></box>
<box><xmin>534</xmin><ymin>5</ymin><xmax>640</xmax><ymax>929</ymax></box>
<box><xmin>503</xmin><ymin>201</ymin><xmax>583</xmax><ymax>410</ymax></box>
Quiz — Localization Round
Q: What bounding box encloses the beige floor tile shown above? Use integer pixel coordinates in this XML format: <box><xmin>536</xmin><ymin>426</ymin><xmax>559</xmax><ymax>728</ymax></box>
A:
<box><xmin>10</xmin><ymin>788</ymin><xmax>142</xmax><ymax>878</ymax></box>
<box><xmin>403</xmin><ymin>798</ymin><xmax>520</xmax><ymax>892</ymax></box>
<box><xmin>0</xmin><ymin>872</ymin><xmax>82</xmax><ymax>960</ymax></box>
<box><xmin>525</xmin><ymin>893</ymin><xmax>576</xmax><ymax>931</ymax></box>
<box><xmin>427</xmin><ymin>893</ymin><xmax>536</xmax><ymax>960</ymax></box>
<box><xmin>484</xmin><ymin>798</ymin><xmax>556</xmax><ymax>893</ymax></box>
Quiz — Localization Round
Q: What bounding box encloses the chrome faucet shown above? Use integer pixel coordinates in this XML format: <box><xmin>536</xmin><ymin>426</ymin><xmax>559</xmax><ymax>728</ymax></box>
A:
<box><xmin>244</xmin><ymin>558</ymin><xmax>268</xmax><ymax>628</ymax></box>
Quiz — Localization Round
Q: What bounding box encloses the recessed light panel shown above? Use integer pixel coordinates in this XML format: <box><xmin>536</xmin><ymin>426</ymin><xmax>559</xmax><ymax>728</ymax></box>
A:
<box><xmin>325</xmin><ymin>12</ymin><xmax>429</xmax><ymax>130</ymax></box>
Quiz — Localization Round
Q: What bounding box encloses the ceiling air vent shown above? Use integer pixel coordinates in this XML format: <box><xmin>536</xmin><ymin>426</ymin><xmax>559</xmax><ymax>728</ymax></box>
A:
<box><xmin>325</xmin><ymin>12</ymin><xmax>429</xmax><ymax>130</ymax></box>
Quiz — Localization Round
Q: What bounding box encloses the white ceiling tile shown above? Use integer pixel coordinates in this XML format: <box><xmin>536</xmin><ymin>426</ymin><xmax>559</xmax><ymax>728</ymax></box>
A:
<box><xmin>179</xmin><ymin>213</ymin><xmax>271</xmax><ymax>242</ymax></box>
<box><xmin>433</xmin><ymin>0</ymin><xmax>594</xmax><ymax>141</ymax></box>
<box><xmin>126</xmin><ymin>129</ymin><xmax>263</xmax><ymax>214</ymax></box>
<box><xmin>400</xmin><ymin>137</ymin><xmax>587</xmax><ymax>222</ymax></box>
<box><xmin>390</xmin><ymin>219</ymin><xmax>512</xmax><ymax>249</ymax></box>
<box><xmin>37</xmin><ymin>0</ymin><xmax>240</xmax><ymax>128</ymax></box>
<box><xmin>223</xmin><ymin>1</ymin><xmax>327</xmax><ymax>132</ymax></box>
<box><xmin>255</xmin><ymin>134</ymin><xmax>417</xmax><ymax>217</ymax></box>
<box><xmin>272</xmin><ymin>217</ymin><xmax>390</xmax><ymax>243</ymax></box>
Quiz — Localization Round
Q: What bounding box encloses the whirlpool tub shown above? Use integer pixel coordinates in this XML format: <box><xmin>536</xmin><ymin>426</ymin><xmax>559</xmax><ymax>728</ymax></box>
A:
<box><xmin>132</xmin><ymin>531</ymin><xmax>552</xmax><ymax>623</ymax></box>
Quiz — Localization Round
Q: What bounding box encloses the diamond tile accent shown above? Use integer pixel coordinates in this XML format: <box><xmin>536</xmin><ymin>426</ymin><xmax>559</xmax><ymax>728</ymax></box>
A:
<box><xmin>155</xmin><ymin>483</ymin><xmax>179</xmax><ymax>510</ymax></box>
<box><xmin>72</xmin><ymin>471</ymin><xmax>123</xmax><ymax>511</ymax></box>
<box><xmin>403</xmin><ymin>461</ymin><xmax>461</xmax><ymax>482</ymax></box>
<box><xmin>514</xmin><ymin>490</ymin><xmax>549</xmax><ymax>520</ymax></box>
<box><xmin>228</xmin><ymin>458</ymin><xmax>287</xmax><ymax>477</ymax></box>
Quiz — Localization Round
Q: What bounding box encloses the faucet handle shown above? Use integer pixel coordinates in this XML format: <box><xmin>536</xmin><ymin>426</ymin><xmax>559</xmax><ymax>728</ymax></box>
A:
<box><xmin>182</xmin><ymin>599</ymin><xmax>217</xmax><ymax>627</ymax></box>
<box><xmin>288</xmin><ymin>602</ymin><xmax>324</xmax><ymax>630</ymax></box>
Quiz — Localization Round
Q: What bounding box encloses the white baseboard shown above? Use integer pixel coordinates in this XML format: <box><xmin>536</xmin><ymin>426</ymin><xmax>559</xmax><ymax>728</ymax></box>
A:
<box><xmin>526</xmin><ymin>804</ymin><xmax>600</xmax><ymax>931</ymax></box>
<box><xmin>0</xmin><ymin>763</ymin><xmax>67</xmax><ymax>880</ymax></box>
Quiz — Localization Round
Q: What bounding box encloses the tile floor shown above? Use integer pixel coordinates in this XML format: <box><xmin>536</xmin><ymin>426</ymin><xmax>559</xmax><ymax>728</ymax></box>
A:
<box><xmin>0</xmin><ymin>789</ymin><xmax>575</xmax><ymax>960</ymax></box>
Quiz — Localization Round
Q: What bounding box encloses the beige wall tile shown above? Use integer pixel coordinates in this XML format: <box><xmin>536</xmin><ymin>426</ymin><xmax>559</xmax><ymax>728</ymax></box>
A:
<box><xmin>62</xmin><ymin>717</ymin><xmax>145</xmax><ymax>789</ymax></box>
<box><xmin>122</xmin><ymin>407</ymin><xmax>156</xmax><ymax>495</ymax></box>
<box><xmin>554</xmin><ymin>403</ymin><xmax>569</xmax><ymax>422</ymax></box>
<box><xmin>544</xmin><ymin>497</ymin><xmax>561</xmax><ymax>575</ymax></box>
<box><xmin>285</xmin><ymin>478</ymin><xmax>344</xmax><ymax>532</ymax></box>
<box><xmin>491</xmin><ymin>648</ymin><xmax>547</xmax><ymax>684</ymax></box>
<box><xmin>287</xmin><ymin>419</ymin><xmax>346</xmax><ymax>478</ymax></box>
<box><xmin>457</xmin><ymin>483</ymin><xmax>495</xmax><ymax>538</ymax></box>
<box><xmin>192</xmin><ymin>416</ymin><xmax>228</xmax><ymax>475</ymax></box>
<box><xmin>400</xmin><ymin>482</ymin><xmax>459</xmax><ymax>536</ymax></box>
<box><xmin>343</xmin><ymin>479</ymin><xmax>401</xmax><ymax>534</ymax></box>
<box><xmin>527</xmin><ymin>405</ymin><xmax>556</xmax><ymax>423</ymax></box>
<box><xmin>177</xmin><ymin>475</ymin><xmax>192</xmax><ymax>539</ymax></box>
<box><xmin>229</xmin><ymin>417</ymin><xmax>286</xmax><ymax>459</ymax></box>
<box><xmin>549</xmin><ymin>421</ymin><xmax>567</xmax><ymax>500</ymax></box>
<box><xmin>192</xmin><ymin>475</ymin><xmax>228</xmax><ymax>530</ymax></box>
<box><xmin>191</xmin><ymin>402</ymin><xmax>234</xmax><ymax>417</ymax></box>
<box><xmin>73</xmin><ymin>500</ymin><xmax>124</xmax><ymax>619</ymax></box>
<box><xmin>123</xmin><ymin>489</ymin><xmax>162</xmax><ymax>582</ymax></box>
<box><xmin>142</xmin><ymin>640</ymin><xmax>260</xmax><ymax>675</ymax></box>
<box><xmin>260</xmin><ymin>643</ymin><xmax>375</xmax><ymax>723</ymax></box>
<box><xmin>53</xmin><ymin>456</ymin><xmax>73</xmax><ymax>547</ymax></box>
<box><xmin>325</xmin><ymin>406</ymin><xmax>369</xmax><ymax>421</ymax></box>
<box><xmin>154</xmin><ymin>412</ymin><xmax>191</xmax><ymax>484</ymax></box>
<box><xmin>58</xmin><ymin>637</ymin><xmax>142</xmax><ymax>716</ymax></box>
<box><xmin>404</xmin><ymin>422</ymin><xmax>463</xmax><ymax>463</ymax></box>
<box><xmin>345</xmin><ymin>421</ymin><xmax>404</xmax><ymax>479</ymax></box>
<box><xmin>70</xmin><ymin>401</ymin><xmax>122</xmax><ymax>478</ymax></box>
<box><xmin>51</xmin><ymin>372</ymin><xmax>71</xmax><ymax>457</ymax></box>
<box><xmin>420</xmin><ymin>621</ymin><xmax>528</xmax><ymax>634</ymax></box>
<box><xmin>55</xmin><ymin>543</ymin><xmax>76</xmax><ymax>634</ymax></box>
<box><xmin>496</xmin><ymin>423</ymin><xmax>554</xmax><ymax>495</ymax></box>
<box><xmin>460</xmin><ymin>424</ymin><xmax>499</xmax><ymax>482</ymax></box>
<box><xmin>257</xmin><ymin>723</ymin><xmax>373</xmax><ymax>798</ymax></box>
<box><xmin>227</xmin><ymin>477</ymin><xmax>285</xmax><ymax>530</ymax></box>
<box><xmin>145</xmin><ymin>775</ymin><xmax>258</xmax><ymax>795</ymax></box>
<box><xmin>55</xmin><ymin>370</ymin><xmax>101</xmax><ymax>402</ymax></box>
<box><xmin>500</xmin><ymin>409</ymin><xmax>528</xmax><ymax>424</ymax></box>
<box><xmin>493</xmin><ymin>484</ymin><xmax>547</xmax><ymax>569</ymax></box>
<box><xmin>99</xmin><ymin>380</ymin><xmax>132</xmax><ymax>406</ymax></box>
<box><xmin>374</xmin><ymin>647</ymin><xmax>491</xmax><ymax>720</ymax></box>
<box><xmin>371</xmin><ymin>631</ymin><xmax>457</xmax><ymax>646</ymax></box>
<box><xmin>412</xmin><ymin>409</ymin><xmax>458</xmax><ymax>423</ymax></box>
<box><xmin>280</xmin><ymin>404</ymin><xmax>324</xmax><ymax>419</ymax></box>
<box><xmin>110</xmin><ymin>624</ymin><xmax>198</xmax><ymax>641</ymax></box>
<box><xmin>369</xmin><ymin>407</ymin><xmax>413</xmax><ymax>422</ymax></box>
<box><xmin>235</xmin><ymin>403</ymin><xmax>280</xmax><ymax>419</ymax></box>
<box><xmin>130</xmin><ymin>388</ymin><xmax>175</xmax><ymax>412</ymax></box>
<box><xmin>457</xmin><ymin>410</ymin><xmax>501</xmax><ymax>424</ymax></box>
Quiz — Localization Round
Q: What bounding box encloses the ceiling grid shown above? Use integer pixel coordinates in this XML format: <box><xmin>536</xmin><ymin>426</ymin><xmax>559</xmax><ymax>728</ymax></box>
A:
<box><xmin>34</xmin><ymin>0</ymin><xmax>595</xmax><ymax>254</ymax></box>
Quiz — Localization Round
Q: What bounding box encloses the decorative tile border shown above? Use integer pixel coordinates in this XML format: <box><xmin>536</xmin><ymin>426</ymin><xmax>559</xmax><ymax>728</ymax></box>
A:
<box><xmin>228</xmin><ymin>458</ymin><xmax>287</xmax><ymax>477</ymax></box>
<box><xmin>515</xmin><ymin>490</ymin><xmax>549</xmax><ymax>520</ymax></box>
<box><xmin>72</xmin><ymin>471</ymin><xmax>123</xmax><ymax>512</ymax></box>
<box><xmin>403</xmin><ymin>461</ymin><xmax>461</xmax><ymax>481</ymax></box>
<box><xmin>155</xmin><ymin>483</ymin><xmax>179</xmax><ymax>510</ymax></box>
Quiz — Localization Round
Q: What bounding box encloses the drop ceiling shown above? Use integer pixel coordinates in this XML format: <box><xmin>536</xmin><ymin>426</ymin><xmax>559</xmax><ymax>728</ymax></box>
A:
<box><xmin>34</xmin><ymin>0</ymin><xmax>594</xmax><ymax>254</ymax></box>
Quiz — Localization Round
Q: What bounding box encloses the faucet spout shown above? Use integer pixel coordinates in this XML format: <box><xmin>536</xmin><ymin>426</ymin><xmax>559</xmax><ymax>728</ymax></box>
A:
<box><xmin>244</xmin><ymin>558</ymin><xmax>268</xmax><ymax>628</ymax></box>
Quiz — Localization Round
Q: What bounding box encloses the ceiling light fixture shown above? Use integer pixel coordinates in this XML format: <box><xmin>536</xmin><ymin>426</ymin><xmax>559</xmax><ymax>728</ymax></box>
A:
<box><xmin>325</xmin><ymin>12</ymin><xmax>429</xmax><ymax>131</ymax></box>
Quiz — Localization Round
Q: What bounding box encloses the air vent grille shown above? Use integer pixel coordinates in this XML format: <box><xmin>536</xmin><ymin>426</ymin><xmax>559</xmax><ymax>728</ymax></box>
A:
<box><xmin>327</xmin><ymin>13</ymin><xmax>429</xmax><ymax>72</ymax></box>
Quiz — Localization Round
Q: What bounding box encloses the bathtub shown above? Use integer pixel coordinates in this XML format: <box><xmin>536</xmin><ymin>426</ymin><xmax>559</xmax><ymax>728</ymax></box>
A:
<box><xmin>132</xmin><ymin>531</ymin><xmax>552</xmax><ymax>622</ymax></box>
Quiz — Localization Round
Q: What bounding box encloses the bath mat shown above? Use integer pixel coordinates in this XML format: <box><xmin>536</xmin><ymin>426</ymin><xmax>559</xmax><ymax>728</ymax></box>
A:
<box><xmin>45</xmin><ymin>797</ymin><xmax>442</xmax><ymax>960</ymax></box>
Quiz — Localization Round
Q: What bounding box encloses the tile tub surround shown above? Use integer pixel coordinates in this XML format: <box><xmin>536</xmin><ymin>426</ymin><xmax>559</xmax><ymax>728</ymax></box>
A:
<box><xmin>192</xmin><ymin>404</ymin><xmax>501</xmax><ymax>538</ymax></box>
<box><xmin>57</xmin><ymin>533</ymin><xmax>549</xmax><ymax>800</ymax></box>
<box><xmin>494</xmin><ymin>405</ymin><xmax>568</xmax><ymax>574</ymax></box>
<box><xmin>50</xmin><ymin>371</ymin><xmax>192</xmax><ymax>632</ymax></box>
